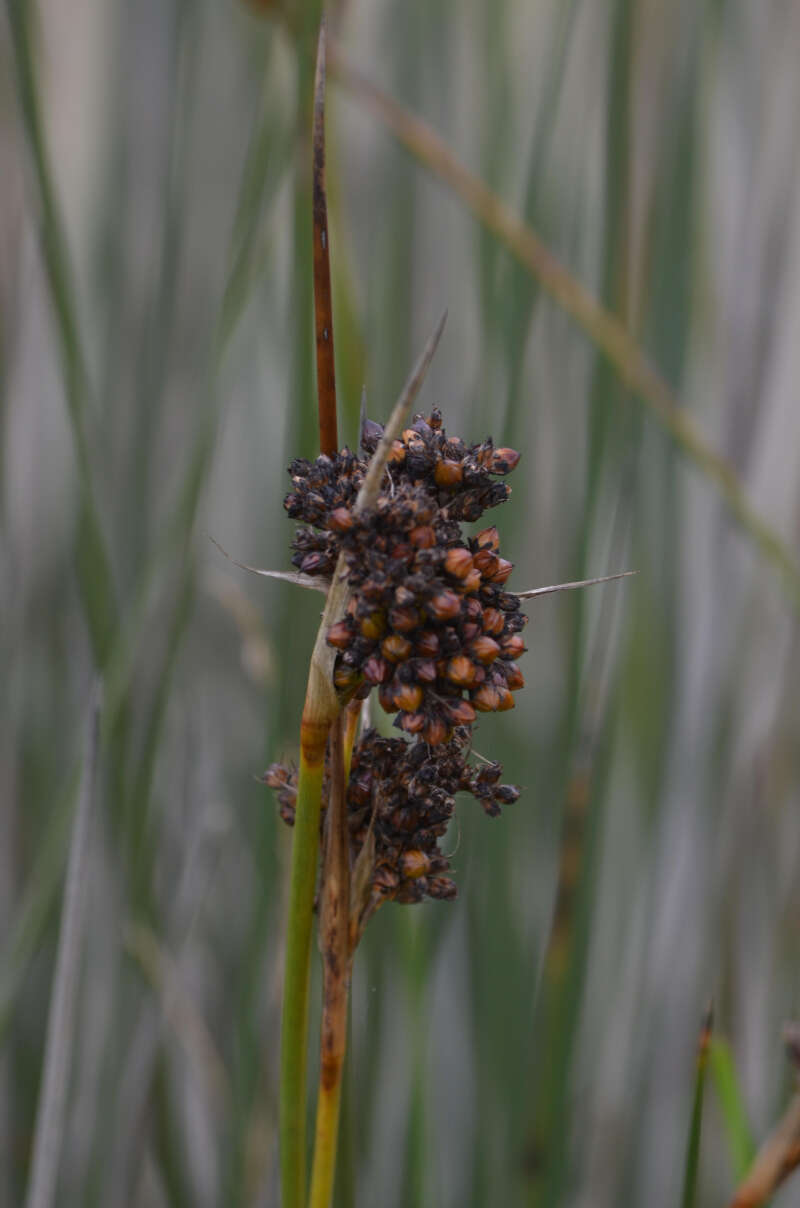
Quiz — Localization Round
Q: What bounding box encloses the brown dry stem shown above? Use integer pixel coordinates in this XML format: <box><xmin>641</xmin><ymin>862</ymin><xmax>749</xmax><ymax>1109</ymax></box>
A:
<box><xmin>313</xmin><ymin>20</ymin><xmax>338</xmax><ymax>457</ymax></box>
<box><xmin>727</xmin><ymin>1093</ymin><xmax>800</xmax><ymax>1207</ymax></box>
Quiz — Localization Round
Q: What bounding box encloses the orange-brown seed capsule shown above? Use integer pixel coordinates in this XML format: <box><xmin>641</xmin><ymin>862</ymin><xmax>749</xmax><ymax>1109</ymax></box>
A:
<box><xmin>501</xmin><ymin>634</ymin><xmax>526</xmax><ymax>659</ymax></box>
<box><xmin>462</xmin><ymin>569</ymin><xmax>483</xmax><ymax>594</ymax></box>
<box><xmin>504</xmin><ymin>662</ymin><xmax>525</xmax><ymax>690</ymax></box>
<box><xmin>422</xmin><ymin>717</ymin><xmax>449</xmax><ymax>745</ymax></box>
<box><xmin>473</xmin><ymin>548</ymin><xmax>500</xmax><ymax>576</ymax></box>
<box><xmin>327</xmin><ymin>620</ymin><xmax>353</xmax><ymax>649</ymax></box>
<box><xmin>398</xmin><ymin>711</ymin><xmax>426</xmax><ymax>734</ymax></box>
<box><xmin>488</xmin><ymin>558</ymin><xmax>514</xmax><ymax>584</ymax></box>
<box><xmin>472</xmin><ymin>684</ymin><xmax>501</xmax><ymax>712</ymax></box>
<box><xmin>475</xmin><ymin>526</ymin><xmax>500</xmax><ymax>551</ymax></box>
<box><xmin>360</xmin><ymin>611</ymin><xmax>386</xmax><ymax>640</ymax></box>
<box><xmin>327</xmin><ymin>506</ymin><xmax>354</xmax><ymax>533</ymax></box>
<box><xmin>447</xmin><ymin>698</ymin><xmax>477</xmax><ymax>725</ymax></box>
<box><xmin>410</xmin><ymin>525</ymin><xmax>436</xmax><ymax>549</ymax></box>
<box><xmin>400</xmin><ymin>850</ymin><xmax>431</xmax><ymax>879</ymax></box>
<box><xmin>427</xmin><ymin>591</ymin><xmax>461</xmax><ymax>622</ymax></box>
<box><xmin>434</xmin><ymin>458</ymin><xmax>464</xmax><ymax>487</ymax></box>
<box><xmin>382</xmin><ymin>634</ymin><xmax>413</xmax><ymax>662</ymax></box>
<box><xmin>387</xmin><ymin>440</ymin><xmax>406</xmax><ymax>464</ymax></box>
<box><xmin>482</xmin><ymin>607</ymin><xmax>504</xmax><ymax>636</ymax></box>
<box><xmin>447</xmin><ymin>655</ymin><xmax>476</xmax><ymax>686</ymax></box>
<box><xmin>495</xmin><ymin>687</ymin><xmax>515</xmax><ymax>711</ymax></box>
<box><xmin>444</xmin><ymin>547</ymin><xmax>474</xmax><ymax>579</ymax></box>
<box><xmin>394</xmin><ymin>682</ymin><xmax>424</xmax><ymax>712</ymax></box>
<box><xmin>490</xmin><ymin>447</ymin><xmax>521</xmax><ymax>474</ymax></box>
<box><xmin>334</xmin><ymin>664</ymin><xmax>360</xmax><ymax>691</ymax></box>
<box><xmin>470</xmin><ymin>635</ymin><xmax>501</xmax><ymax>664</ymax></box>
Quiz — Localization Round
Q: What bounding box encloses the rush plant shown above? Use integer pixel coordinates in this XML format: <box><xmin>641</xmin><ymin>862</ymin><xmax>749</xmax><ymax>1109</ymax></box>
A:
<box><xmin>267</xmin><ymin>23</ymin><xmax>629</xmax><ymax>1208</ymax></box>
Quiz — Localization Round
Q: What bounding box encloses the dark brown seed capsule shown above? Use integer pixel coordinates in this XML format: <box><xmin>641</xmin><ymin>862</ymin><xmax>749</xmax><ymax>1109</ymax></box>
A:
<box><xmin>461</xmin><ymin>621</ymin><xmax>481</xmax><ymax>642</ymax></box>
<box><xmin>422</xmin><ymin>717</ymin><xmax>449</xmax><ymax>745</ymax></box>
<box><xmin>470</xmin><ymin>635</ymin><xmax>501</xmax><ymax>664</ymax></box>
<box><xmin>300</xmin><ymin>552</ymin><xmax>330</xmax><ymax>575</ymax></box>
<box><xmin>363</xmin><ymin>655</ymin><xmax>392</xmax><ymax>684</ymax></box>
<box><xmin>410</xmin><ymin>525</ymin><xmax>436</xmax><ymax>549</ymax></box>
<box><xmin>415</xmin><ymin>658</ymin><xmax>437</xmax><ymax>684</ymax></box>
<box><xmin>504</xmin><ymin>662</ymin><xmax>525</xmax><ymax>690</ymax></box>
<box><xmin>416</xmin><ymin>630</ymin><xmax>440</xmax><ymax>657</ymax></box>
<box><xmin>389</xmin><ymin>606</ymin><xmax>421</xmax><ymax>633</ymax></box>
<box><xmin>394</xmin><ymin>683</ymin><xmax>424</xmax><ymax>712</ymax></box>
<box><xmin>378</xmin><ymin>682</ymin><xmax>397</xmax><ymax>713</ymax></box>
<box><xmin>327</xmin><ymin>506</ymin><xmax>354</xmax><ymax>533</ymax></box>
<box><xmin>472</xmin><ymin>684</ymin><xmax>501</xmax><ymax>712</ymax></box>
<box><xmin>394</xmin><ymin>585</ymin><xmax>416</xmax><ymax>607</ymax></box>
<box><xmin>446</xmin><ymin>655</ymin><xmax>476</xmax><ymax>687</ymax></box>
<box><xmin>426</xmin><ymin>876</ymin><xmax>457</xmax><ymax>901</ymax></box>
<box><xmin>427</xmin><ymin>591</ymin><xmax>461</xmax><ymax>622</ymax></box>
<box><xmin>473</xmin><ymin>549</ymin><xmax>500</xmax><ymax>578</ymax></box>
<box><xmin>444</xmin><ymin>547</ymin><xmax>474</xmax><ymax>579</ymax></box>
<box><xmin>495</xmin><ymin>784</ymin><xmax>521</xmax><ymax>804</ymax></box>
<box><xmin>374</xmin><ymin>864</ymin><xmax>400</xmax><ymax>893</ymax></box>
<box><xmin>382</xmin><ymin>634</ymin><xmax>413</xmax><ymax>662</ymax></box>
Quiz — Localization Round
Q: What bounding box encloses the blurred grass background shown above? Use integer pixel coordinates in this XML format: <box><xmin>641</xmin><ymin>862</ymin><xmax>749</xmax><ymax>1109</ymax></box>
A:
<box><xmin>2</xmin><ymin>0</ymin><xmax>800</xmax><ymax>1205</ymax></box>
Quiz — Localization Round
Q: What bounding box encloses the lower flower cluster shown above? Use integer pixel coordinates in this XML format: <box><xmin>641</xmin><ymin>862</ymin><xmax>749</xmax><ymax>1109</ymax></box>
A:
<box><xmin>264</xmin><ymin>727</ymin><xmax>520</xmax><ymax>910</ymax></box>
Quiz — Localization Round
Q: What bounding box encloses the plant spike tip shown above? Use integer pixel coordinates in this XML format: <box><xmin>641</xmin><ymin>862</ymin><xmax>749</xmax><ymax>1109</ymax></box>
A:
<box><xmin>313</xmin><ymin>17</ymin><xmax>338</xmax><ymax>457</ymax></box>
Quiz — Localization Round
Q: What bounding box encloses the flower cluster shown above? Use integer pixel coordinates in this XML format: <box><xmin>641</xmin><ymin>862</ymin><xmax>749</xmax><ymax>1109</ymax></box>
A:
<box><xmin>266</xmin><ymin>409</ymin><xmax>527</xmax><ymax>908</ymax></box>
<box><xmin>264</xmin><ymin>728</ymin><xmax>520</xmax><ymax>914</ymax></box>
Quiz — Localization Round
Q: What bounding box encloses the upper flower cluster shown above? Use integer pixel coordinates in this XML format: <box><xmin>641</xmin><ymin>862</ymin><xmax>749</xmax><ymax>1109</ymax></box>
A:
<box><xmin>286</xmin><ymin>410</ymin><xmax>526</xmax><ymax>745</ymax></box>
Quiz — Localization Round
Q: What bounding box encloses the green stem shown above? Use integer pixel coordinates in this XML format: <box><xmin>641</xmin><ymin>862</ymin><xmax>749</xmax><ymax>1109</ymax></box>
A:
<box><xmin>280</xmin><ymin>751</ymin><xmax>326</xmax><ymax>1208</ymax></box>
